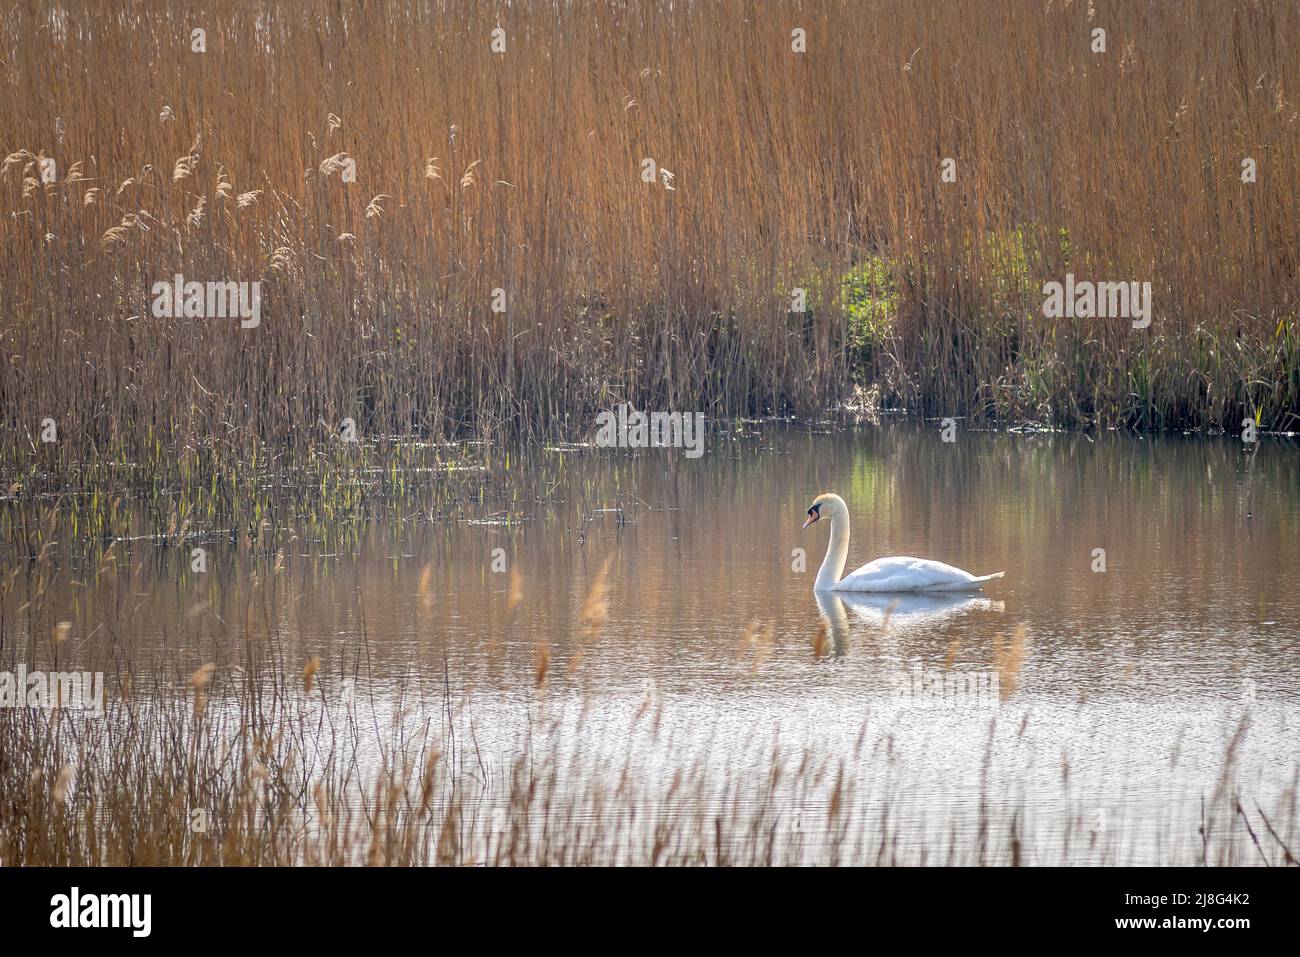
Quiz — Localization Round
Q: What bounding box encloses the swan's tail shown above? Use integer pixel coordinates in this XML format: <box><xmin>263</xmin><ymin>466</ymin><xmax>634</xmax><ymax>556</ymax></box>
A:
<box><xmin>922</xmin><ymin>571</ymin><xmax>1004</xmax><ymax>592</ymax></box>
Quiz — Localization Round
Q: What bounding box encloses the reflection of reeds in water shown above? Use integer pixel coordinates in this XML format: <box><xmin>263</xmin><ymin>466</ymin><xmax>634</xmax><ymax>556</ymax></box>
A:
<box><xmin>418</xmin><ymin>563</ymin><xmax>435</xmax><ymax>616</ymax></box>
<box><xmin>534</xmin><ymin>641</ymin><xmax>551</xmax><ymax>690</ymax></box>
<box><xmin>993</xmin><ymin>626</ymin><xmax>1028</xmax><ymax>700</ymax></box>
<box><xmin>812</xmin><ymin>622</ymin><xmax>830</xmax><ymax>660</ymax></box>
<box><xmin>580</xmin><ymin>558</ymin><xmax>612</xmax><ymax>642</ymax></box>
<box><xmin>505</xmin><ymin>568</ymin><xmax>523</xmax><ymax>619</ymax></box>
<box><xmin>1</xmin><ymin>544</ymin><xmax>1295</xmax><ymax>867</ymax></box>
<box><xmin>566</xmin><ymin>557</ymin><xmax>613</xmax><ymax>674</ymax></box>
<box><xmin>740</xmin><ymin>621</ymin><xmax>775</xmax><ymax>673</ymax></box>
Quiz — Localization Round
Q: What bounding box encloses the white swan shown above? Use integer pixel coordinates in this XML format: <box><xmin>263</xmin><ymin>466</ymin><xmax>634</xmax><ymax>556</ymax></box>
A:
<box><xmin>802</xmin><ymin>492</ymin><xmax>1004</xmax><ymax>592</ymax></box>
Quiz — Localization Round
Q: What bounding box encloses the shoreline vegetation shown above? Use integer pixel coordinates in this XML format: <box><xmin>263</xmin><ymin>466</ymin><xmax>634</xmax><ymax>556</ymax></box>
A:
<box><xmin>1</xmin><ymin>0</ymin><xmax>1298</xmax><ymax>503</ymax></box>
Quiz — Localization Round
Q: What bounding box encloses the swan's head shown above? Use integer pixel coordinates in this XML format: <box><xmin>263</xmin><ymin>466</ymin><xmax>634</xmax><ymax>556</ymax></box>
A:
<box><xmin>802</xmin><ymin>492</ymin><xmax>846</xmax><ymax>529</ymax></box>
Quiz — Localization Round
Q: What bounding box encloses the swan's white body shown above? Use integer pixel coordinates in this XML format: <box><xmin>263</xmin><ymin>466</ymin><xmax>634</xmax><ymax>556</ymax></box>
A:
<box><xmin>805</xmin><ymin>493</ymin><xmax>1003</xmax><ymax>593</ymax></box>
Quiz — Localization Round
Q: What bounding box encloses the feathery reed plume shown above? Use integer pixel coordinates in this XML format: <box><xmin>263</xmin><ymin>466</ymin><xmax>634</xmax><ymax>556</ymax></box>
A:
<box><xmin>188</xmin><ymin>662</ymin><xmax>216</xmax><ymax>715</ymax></box>
<box><xmin>319</xmin><ymin>153</ymin><xmax>349</xmax><ymax>176</ymax></box>
<box><xmin>459</xmin><ymin>160</ymin><xmax>481</xmax><ymax>189</ymax></box>
<box><xmin>303</xmin><ymin>657</ymin><xmax>321</xmax><ymax>694</ymax></box>
<box><xmin>186</xmin><ymin>195</ymin><xmax>206</xmax><ymax>229</ymax></box>
<box><xmin>52</xmin><ymin>765</ymin><xmax>74</xmax><ymax>806</ymax></box>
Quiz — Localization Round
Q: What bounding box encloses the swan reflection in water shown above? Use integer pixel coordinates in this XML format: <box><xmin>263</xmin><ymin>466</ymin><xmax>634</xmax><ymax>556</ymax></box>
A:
<box><xmin>814</xmin><ymin>589</ymin><xmax>1005</xmax><ymax>654</ymax></box>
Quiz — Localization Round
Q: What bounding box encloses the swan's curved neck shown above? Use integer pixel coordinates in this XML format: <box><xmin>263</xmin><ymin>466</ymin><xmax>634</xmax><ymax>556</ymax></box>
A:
<box><xmin>816</xmin><ymin>512</ymin><xmax>849</xmax><ymax>588</ymax></box>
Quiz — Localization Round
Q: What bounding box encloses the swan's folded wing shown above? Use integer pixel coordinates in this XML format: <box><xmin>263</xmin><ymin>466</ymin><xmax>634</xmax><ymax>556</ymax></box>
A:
<box><xmin>837</xmin><ymin>556</ymin><xmax>992</xmax><ymax>592</ymax></box>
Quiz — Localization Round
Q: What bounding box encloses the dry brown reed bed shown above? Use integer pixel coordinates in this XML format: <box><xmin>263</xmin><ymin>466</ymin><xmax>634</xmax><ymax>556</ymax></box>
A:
<box><xmin>0</xmin><ymin>0</ymin><xmax>1298</xmax><ymax>499</ymax></box>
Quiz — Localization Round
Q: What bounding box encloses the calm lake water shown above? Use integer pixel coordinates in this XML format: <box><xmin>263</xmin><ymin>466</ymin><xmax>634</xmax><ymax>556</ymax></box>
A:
<box><xmin>11</xmin><ymin>423</ymin><xmax>1300</xmax><ymax>863</ymax></box>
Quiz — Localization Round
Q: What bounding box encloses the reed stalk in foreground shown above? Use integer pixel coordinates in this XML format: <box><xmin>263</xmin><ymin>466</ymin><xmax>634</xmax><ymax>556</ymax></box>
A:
<box><xmin>3</xmin><ymin>660</ymin><xmax>1293</xmax><ymax>867</ymax></box>
<box><xmin>1</xmin><ymin>533</ymin><xmax>1295</xmax><ymax>867</ymax></box>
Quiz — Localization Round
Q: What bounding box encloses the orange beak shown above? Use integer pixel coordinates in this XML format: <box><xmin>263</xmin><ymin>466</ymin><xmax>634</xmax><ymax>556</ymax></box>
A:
<box><xmin>802</xmin><ymin>513</ymin><xmax>819</xmax><ymax>529</ymax></box>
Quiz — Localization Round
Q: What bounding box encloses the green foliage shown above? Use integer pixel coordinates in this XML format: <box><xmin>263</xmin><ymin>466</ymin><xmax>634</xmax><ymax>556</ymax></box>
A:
<box><xmin>840</xmin><ymin>257</ymin><xmax>897</xmax><ymax>356</ymax></box>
